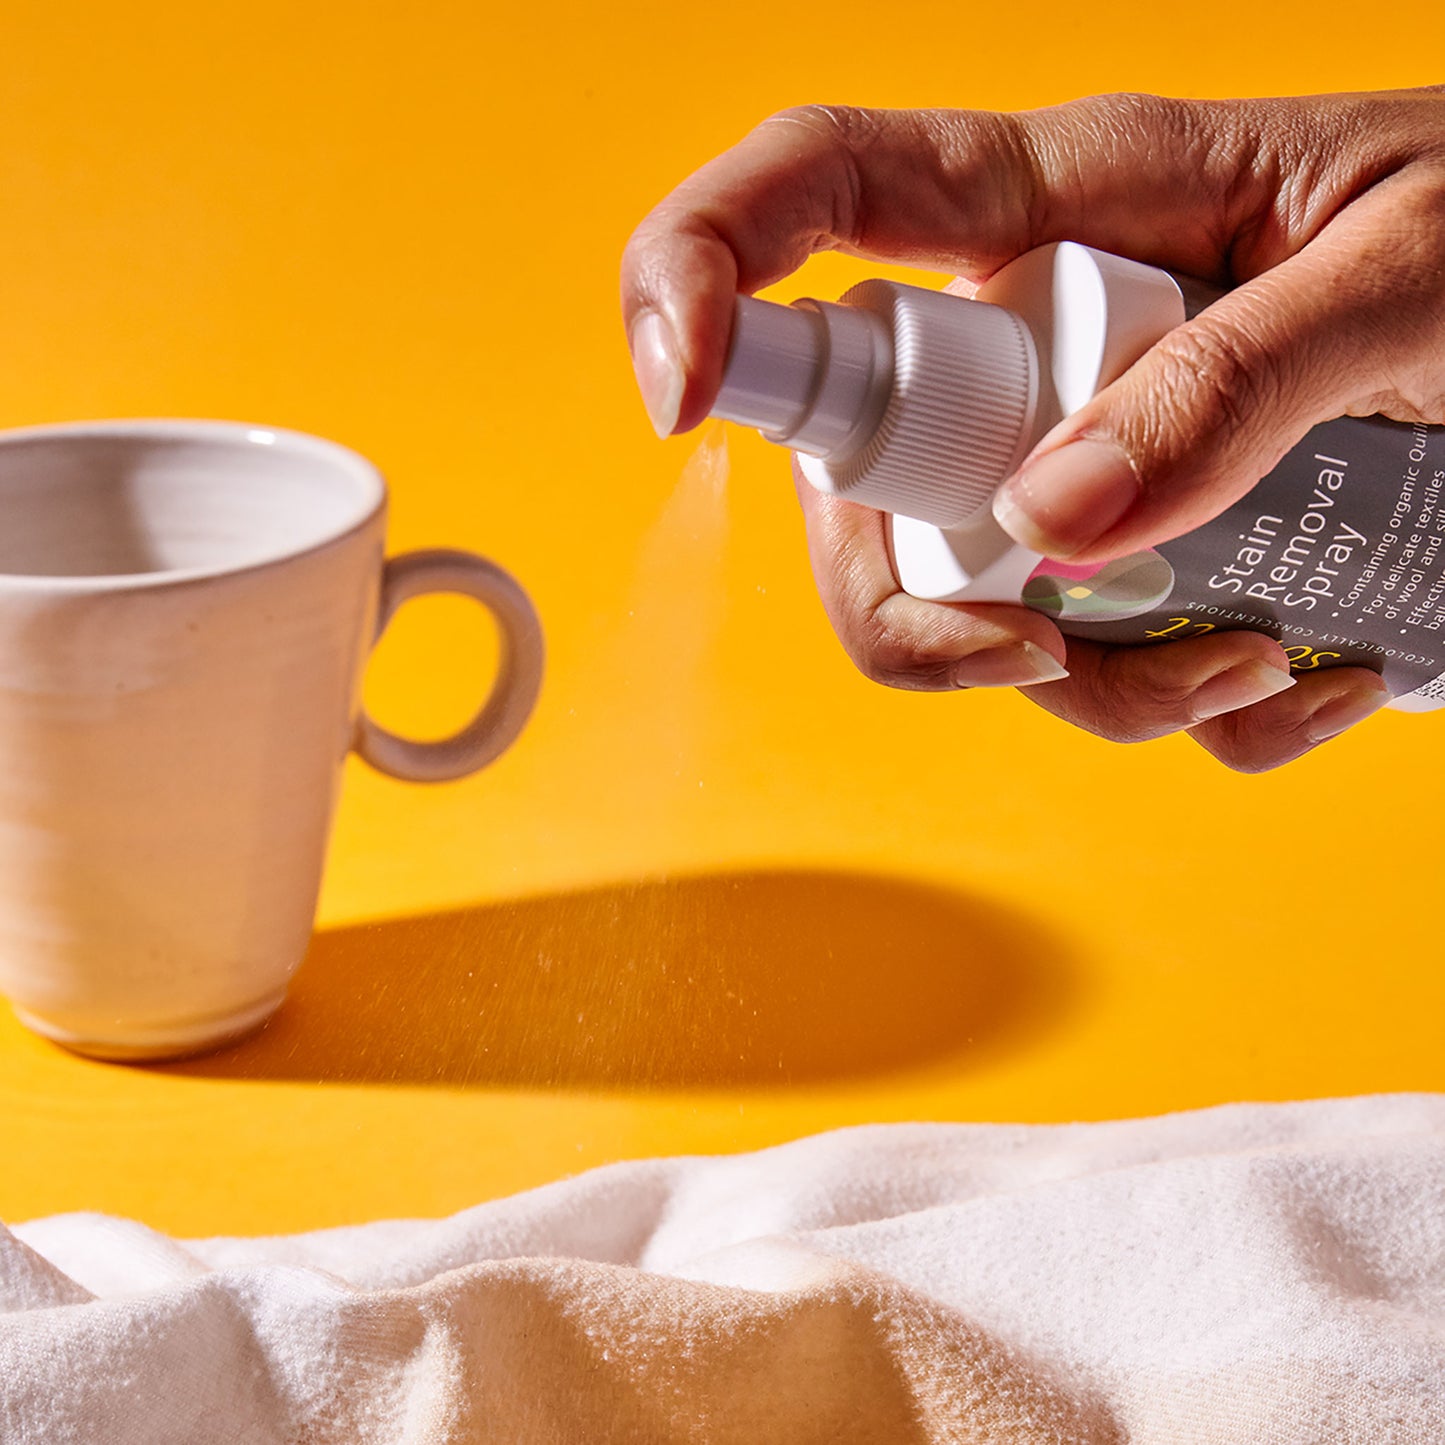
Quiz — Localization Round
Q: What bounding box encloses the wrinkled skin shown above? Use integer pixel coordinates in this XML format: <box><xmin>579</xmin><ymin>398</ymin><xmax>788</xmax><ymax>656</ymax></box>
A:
<box><xmin>622</xmin><ymin>88</ymin><xmax>1445</xmax><ymax>771</ymax></box>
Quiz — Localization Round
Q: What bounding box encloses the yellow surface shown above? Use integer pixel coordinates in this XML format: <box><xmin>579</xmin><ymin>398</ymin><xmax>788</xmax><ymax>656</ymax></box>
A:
<box><xmin>1</xmin><ymin>2</ymin><xmax>1441</xmax><ymax>1237</ymax></box>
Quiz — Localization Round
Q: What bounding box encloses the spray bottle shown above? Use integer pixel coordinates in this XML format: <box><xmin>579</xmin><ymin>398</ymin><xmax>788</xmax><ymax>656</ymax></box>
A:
<box><xmin>709</xmin><ymin>242</ymin><xmax>1445</xmax><ymax>711</ymax></box>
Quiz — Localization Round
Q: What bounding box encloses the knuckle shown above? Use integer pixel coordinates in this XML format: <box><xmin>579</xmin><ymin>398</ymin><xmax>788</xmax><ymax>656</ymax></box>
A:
<box><xmin>1363</xmin><ymin>177</ymin><xmax>1445</xmax><ymax>418</ymax></box>
<box><xmin>853</xmin><ymin>635</ymin><xmax>953</xmax><ymax>691</ymax></box>
<box><xmin>1078</xmin><ymin>718</ymin><xmax>1155</xmax><ymax>745</ymax></box>
<box><xmin>1069</xmin><ymin>92</ymin><xmax>1213</xmax><ymax>165</ymax></box>
<box><xmin>762</xmin><ymin>104</ymin><xmax>876</xmax><ymax>151</ymax></box>
<box><xmin>1369</xmin><ymin>176</ymin><xmax>1445</xmax><ymax>279</ymax></box>
<box><xmin>1145</xmin><ymin>321</ymin><xmax>1275</xmax><ymax>444</ymax></box>
<box><xmin>1190</xmin><ymin>726</ymin><xmax>1297</xmax><ymax>774</ymax></box>
<box><xmin>1068</xmin><ymin>674</ymin><xmax>1180</xmax><ymax>745</ymax></box>
<box><xmin>1068</xmin><ymin>708</ymin><xmax>1161</xmax><ymax>744</ymax></box>
<box><xmin>1067</xmin><ymin>650</ymin><xmax>1218</xmax><ymax>744</ymax></box>
<box><xmin>1075</xmin><ymin>91</ymin><xmax>1186</xmax><ymax>134</ymax></box>
<box><xmin>849</xmin><ymin>602</ymin><xmax>961</xmax><ymax>691</ymax></box>
<box><xmin>1134</xmin><ymin>672</ymin><xmax>1205</xmax><ymax>718</ymax></box>
<box><xmin>1378</xmin><ymin>179</ymin><xmax>1445</xmax><ymax>301</ymax></box>
<box><xmin>757</xmin><ymin>105</ymin><xmax>872</xmax><ymax>246</ymax></box>
<box><xmin>1228</xmin><ymin>753</ymin><xmax>1293</xmax><ymax>775</ymax></box>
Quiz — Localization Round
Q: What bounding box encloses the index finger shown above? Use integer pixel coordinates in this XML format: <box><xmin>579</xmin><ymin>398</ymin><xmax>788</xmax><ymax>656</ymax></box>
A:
<box><xmin>620</xmin><ymin>96</ymin><xmax>1357</xmax><ymax>433</ymax></box>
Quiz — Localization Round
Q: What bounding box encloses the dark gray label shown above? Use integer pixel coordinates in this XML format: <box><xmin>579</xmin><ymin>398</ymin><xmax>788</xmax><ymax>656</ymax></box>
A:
<box><xmin>1023</xmin><ymin>416</ymin><xmax>1445</xmax><ymax>694</ymax></box>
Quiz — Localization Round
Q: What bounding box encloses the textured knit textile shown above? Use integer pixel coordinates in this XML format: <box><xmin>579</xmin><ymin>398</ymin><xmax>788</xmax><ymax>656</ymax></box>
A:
<box><xmin>3</xmin><ymin>1095</ymin><xmax>1444</xmax><ymax>1443</ymax></box>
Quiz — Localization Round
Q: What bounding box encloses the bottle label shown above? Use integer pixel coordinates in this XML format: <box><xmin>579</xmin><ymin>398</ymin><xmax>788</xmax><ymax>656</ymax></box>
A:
<box><xmin>1024</xmin><ymin>416</ymin><xmax>1445</xmax><ymax>696</ymax></box>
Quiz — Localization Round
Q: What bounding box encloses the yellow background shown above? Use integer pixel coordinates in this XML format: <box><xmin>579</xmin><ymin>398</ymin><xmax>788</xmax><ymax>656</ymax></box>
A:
<box><xmin>0</xmin><ymin>2</ymin><xmax>1439</xmax><ymax>1236</ymax></box>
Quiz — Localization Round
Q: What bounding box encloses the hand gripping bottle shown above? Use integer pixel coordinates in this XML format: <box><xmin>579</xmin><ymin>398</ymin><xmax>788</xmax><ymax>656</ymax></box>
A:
<box><xmin>709</xmin><ymin>242</ymin><xmax>1445</xmax><ymax>710</ymax></box>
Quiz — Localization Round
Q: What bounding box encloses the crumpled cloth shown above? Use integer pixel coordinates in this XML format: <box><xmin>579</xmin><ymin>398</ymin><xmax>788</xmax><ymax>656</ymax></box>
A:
<box><xmin>3</xmin><ymin>1094</ymin><xmax>1444</xmax><ymax>1443</ymax></box>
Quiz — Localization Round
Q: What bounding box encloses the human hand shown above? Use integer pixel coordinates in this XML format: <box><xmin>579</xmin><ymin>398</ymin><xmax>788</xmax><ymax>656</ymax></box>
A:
<box><xmin>621</xmin><ymin>89</ymin><xmax>1445</xmax><ymax>769</ymax></box>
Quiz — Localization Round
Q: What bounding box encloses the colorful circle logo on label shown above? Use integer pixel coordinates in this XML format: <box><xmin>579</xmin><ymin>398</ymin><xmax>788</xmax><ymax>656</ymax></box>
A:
<box><xmin>1023</xmin><ymin>551</ymin><xmax>1176</xmax><ymax>622</ymax></box>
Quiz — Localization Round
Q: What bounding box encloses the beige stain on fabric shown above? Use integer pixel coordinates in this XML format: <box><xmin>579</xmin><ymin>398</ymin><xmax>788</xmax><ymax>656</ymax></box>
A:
<box><xmin>287</xmin><ymin>1259</ymin><xmax>1124</xmax><ymax>1444</ymax></box>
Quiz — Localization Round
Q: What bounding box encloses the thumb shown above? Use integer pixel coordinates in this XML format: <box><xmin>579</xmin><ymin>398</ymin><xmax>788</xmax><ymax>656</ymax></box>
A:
<box><xmin>989</xmin><ymin>181</ymin><xmax>1442</xmax><ymax>562</ymax></box>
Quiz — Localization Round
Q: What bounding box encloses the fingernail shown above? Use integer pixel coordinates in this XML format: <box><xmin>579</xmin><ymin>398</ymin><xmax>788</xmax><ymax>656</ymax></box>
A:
<box><xmin>1189</xmin><ymin>660</ymin><xmax>1296</xmax><ymax>722</ymax></box>
<box><xmin>629</xmin><ymin>310</ymin><xmax>684</xmax><ymax>438</ymax></box>
<box><xmin>953</xmin><ymin>641</ymin><xmax>1069</xmax><ymax>689</ymax></box>
<box><xmin>993</xmin><ymin>439</ymin><xmax>1141</xmax><ymax>558</ymax></box>
<box><xmin>1304</xmin><ymin>680</ymin><xmax>1390</xmax><ymax>743</ymax></box>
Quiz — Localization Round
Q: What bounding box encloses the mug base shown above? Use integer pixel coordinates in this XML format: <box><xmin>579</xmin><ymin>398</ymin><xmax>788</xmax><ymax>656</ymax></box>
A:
<box><xmin>13</xmin><ymin>989</ymin><xmax>288</xmax><ymax>1063</ymax></box>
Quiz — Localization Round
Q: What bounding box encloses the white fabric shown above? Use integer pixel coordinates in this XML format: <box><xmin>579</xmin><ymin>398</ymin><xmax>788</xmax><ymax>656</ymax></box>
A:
<box><xmin>4</xmin><ymin>1095</ymin><xmax>1445</xmax><ymax>1442</ymax></box>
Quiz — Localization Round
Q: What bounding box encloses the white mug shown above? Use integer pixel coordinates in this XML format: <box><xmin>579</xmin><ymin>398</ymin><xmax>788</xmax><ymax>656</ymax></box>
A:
<box><xmin>0</xmin><ymin>420</ymin><xmax>543</xmax><ymax>1060</ymax></box>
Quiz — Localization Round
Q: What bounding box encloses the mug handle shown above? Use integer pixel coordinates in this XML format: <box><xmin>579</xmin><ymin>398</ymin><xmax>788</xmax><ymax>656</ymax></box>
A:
<box><xmin>354</xmin><ymin>548</ymin><xmax>544</xmax><ymax>784</ymax></box>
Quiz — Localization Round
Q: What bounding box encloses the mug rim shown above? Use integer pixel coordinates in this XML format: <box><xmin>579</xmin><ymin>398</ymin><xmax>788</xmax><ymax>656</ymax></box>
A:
<box><xmin>0</xmin><ymin>418</ymin><xmax>387</xmax><ymax>592</ymax></box>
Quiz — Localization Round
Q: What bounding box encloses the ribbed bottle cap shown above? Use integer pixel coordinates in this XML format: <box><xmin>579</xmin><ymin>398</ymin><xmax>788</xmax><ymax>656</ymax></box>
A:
<box><xmin>811</xmin><ymin>281</ymin><xmax>1038</xmax><ymax>528</ymax></box>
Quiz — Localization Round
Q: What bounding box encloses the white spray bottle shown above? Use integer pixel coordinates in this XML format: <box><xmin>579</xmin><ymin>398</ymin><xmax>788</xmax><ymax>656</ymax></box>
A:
<box><xmin>710</xmin><ymin>242</ymin><xmax>1445</xmax><ymax>711</ymax></box>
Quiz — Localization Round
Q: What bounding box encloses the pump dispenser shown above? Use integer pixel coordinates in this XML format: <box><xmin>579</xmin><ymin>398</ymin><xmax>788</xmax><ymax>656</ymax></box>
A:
<box><xmin>708</xmin><ymin>242</ymin><xmax>1445</xmax><ymax>709</ymax></box>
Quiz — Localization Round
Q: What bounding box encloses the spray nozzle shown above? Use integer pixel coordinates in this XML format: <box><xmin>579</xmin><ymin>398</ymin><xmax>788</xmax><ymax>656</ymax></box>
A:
<box><xmin>712</xmin><ymin>296</ymin><xmax>895</xmax><ymax>459</ymax></box>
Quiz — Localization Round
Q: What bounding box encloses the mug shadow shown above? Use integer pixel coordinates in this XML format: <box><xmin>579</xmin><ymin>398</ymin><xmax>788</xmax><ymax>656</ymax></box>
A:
<box><xmin>162</xmin><ymin>870</ymin><xmax>1078</xmax><ymax>1090</ymax></box>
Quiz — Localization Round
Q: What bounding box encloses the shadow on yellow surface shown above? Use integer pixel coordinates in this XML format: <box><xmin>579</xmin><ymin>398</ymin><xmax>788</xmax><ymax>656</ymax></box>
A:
<box><xmin>163</xmin><ymin>870</ymin><xmax>1076</xmax><ymax>1090</ymax></box>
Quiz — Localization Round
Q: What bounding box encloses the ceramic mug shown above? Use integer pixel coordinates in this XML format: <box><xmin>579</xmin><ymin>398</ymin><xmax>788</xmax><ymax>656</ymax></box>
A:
<box><xmin>0</xmin><ymin>420</ymin><xmax>543</xmax><ymax>1060</ymax></box>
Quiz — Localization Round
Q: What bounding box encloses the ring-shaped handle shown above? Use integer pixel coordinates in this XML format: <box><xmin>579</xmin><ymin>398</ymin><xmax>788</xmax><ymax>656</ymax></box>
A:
<box><xmin>354</xmin><ymin>548</ymin><xmax>543</xmax><ymax>783</ymax></box>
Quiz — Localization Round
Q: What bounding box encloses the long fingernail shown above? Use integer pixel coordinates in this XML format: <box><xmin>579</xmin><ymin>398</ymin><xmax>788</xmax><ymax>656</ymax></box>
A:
<box><xmin>952</xmin><ymin>641</ymin><xmax>1069</xmax><ymax>689</ymax></box>
<box><xmin>992</xmin><ymin>439</ymin><xmax>1141</xmax><ymax>558</ymax></box>
<box><xmin>1189</xmin><ymin>660</ymin><xmax>1296</xmax><ymax>722</ymax></box>
<box><xmin>629</xmin><ymin>310</ymin><xmax>684</xmax><ymax>438</ymax></box>
<box><xmin>1304</xmin><ymin>680</ymin><xmax>1390</xmax><ymax>743</ymax></box>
